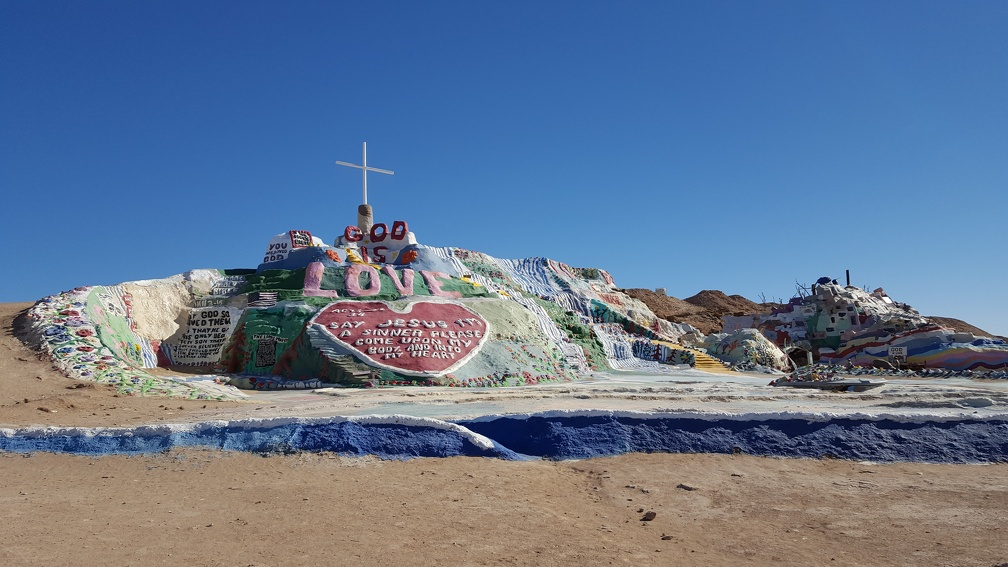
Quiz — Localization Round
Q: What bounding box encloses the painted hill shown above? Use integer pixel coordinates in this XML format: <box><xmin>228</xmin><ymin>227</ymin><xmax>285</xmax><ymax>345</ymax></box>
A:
<box><xmin>624</xmin><ymin>282</ymin><xmax>1003</xmax><ymax>371</ymax></box>
<box><xmin>719</xmin><ymin>281</ymin><xmax>1008</xmax><ymax>371</ymax></box>
<box><xmin>18</xmin><ymin>223</ymin><xmax>704</xmax><ymax>399</ymax></box>
<box><xmin>16</xmin><ymin>223</ymin><xmax>1008</xmax><ymax>400</ymax></box>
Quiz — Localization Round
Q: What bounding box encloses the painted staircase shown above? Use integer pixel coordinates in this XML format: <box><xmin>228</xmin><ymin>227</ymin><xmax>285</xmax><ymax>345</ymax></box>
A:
<box><xmin>688</xmin><ymin>348</ymin><xmax>732</xmax><ymax>373</ymax></box>
<box><xmin>328</xmin><ymin>354</ymin><xmax>381</xmax><ymax>384</ymax></box>
<box><xmin>653</xmin><ymin>339</ymin><xmax>732</xmax><ymax>373</ymax></box>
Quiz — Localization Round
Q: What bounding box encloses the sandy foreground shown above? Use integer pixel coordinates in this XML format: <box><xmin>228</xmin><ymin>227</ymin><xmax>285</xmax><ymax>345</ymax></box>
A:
<box><xmin>3</xmin><ymin>302</ymin><xmax>1007</xmax><ymax>566</ymax></box>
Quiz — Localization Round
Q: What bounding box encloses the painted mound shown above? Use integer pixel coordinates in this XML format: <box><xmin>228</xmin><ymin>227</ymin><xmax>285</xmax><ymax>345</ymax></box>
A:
<box><xmin>722</xmin><ymin>280</ymin><xmax>1008</xmax><ymax>371</ymax></box>
<box><xmin>18</xmin><ymin>222</ymin><xmax>1008</xmax><ymax>403</ymax></box>
<box><xmin>18</xmin><ymin>224</ymin><xmax>704</xmax><ymax>399</ymax></box>
<box><xmin>631</xmin><ymin>279</ymin><xmax>1008</xmax><ymax>373</ymax></box>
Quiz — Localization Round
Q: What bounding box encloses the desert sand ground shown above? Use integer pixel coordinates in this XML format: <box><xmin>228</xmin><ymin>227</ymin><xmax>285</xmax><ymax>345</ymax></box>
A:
<box><xmin>2</xmin><ymin>302</ymin><xmax>1007</xmax><ymax>566</ymax></box>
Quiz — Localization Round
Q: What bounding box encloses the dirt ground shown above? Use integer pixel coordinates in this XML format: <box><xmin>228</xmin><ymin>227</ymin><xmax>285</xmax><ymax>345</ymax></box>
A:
<box><xmin>1</xmin><ymin>303</ymin><xmax>244</xmax><ymax>428</ymax></box>
<box><xmin>3</xmin><ymin>302</ymin><xmax>1007</xmax><ymax>566</ymax></box>
<box><xmin>2</xmin><ymin>451</ymin><xmax>1005</xmax><ymax>567</ymax></box>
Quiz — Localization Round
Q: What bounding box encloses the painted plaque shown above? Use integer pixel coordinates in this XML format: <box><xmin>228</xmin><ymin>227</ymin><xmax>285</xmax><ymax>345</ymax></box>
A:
<box><xmin>311</xmin><ymin>300</ymin><xmax>490</xmax><ymax>376</ymax></box>
<box><xmin>164</xmin><ymin>306</ymin><xmax>239</xmax><ymax>366</ymax></box>
<box><xmin>888</xmin><ymin>345</ymin><xmax>908</xmax><ymax>364</ymax></box>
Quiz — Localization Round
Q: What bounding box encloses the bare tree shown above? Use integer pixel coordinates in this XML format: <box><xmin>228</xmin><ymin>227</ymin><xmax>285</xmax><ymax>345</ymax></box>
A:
<box><xmin>794</xmin><ymin>279</ymin><xmax>811</xmax><ymax>299</ymax></box>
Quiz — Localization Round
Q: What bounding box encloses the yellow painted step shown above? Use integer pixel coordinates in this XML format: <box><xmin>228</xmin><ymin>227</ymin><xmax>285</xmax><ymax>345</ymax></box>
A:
<box><xmin>653</xmin><ymin>339</ymin><xmax>734</xmax><ymax>374</ymax></box>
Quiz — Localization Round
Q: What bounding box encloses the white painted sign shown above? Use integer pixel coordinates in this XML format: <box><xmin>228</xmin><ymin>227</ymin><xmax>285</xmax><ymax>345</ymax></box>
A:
<box><xmin>888</xmin><ymin>346</ymin><xmax>908</xmax><ymax>364</ymax></box>
<box><xmin>333</xmin><ymin>220</ymin><xmax>418</xmax><ymax>264</ymax></box>
<box><xmin>262</xmin><ymin>230</ymin><xmax>323</xmax><ymax>264</ymax></box>
<box><xmin>164</xmin><ymin>306</ymin><xmax>240</xmax><ymax>366</ymax></box>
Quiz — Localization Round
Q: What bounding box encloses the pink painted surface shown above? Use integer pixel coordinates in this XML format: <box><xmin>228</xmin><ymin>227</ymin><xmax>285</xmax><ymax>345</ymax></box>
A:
<box><xmin>311</xmin><ymin>301</ymin><xmax>490</xmax><ymax>376</ymax></box>
<box><xmin>303</xmin><ymin>262</ymin><xmax>339</xmax><ymax>298</ymax></box>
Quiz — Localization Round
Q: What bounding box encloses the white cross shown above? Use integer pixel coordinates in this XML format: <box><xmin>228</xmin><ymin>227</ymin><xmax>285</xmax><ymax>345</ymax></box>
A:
<box><xmin>335</xmin><ymin>142</ymin><xmax>393</xmax><ymax>205</ymax></box>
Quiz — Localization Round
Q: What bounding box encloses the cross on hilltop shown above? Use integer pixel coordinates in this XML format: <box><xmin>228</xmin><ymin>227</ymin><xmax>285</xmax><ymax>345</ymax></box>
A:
<box><xmin>335</xmin><ymin>142</ymin><xmax>394</xmax><ymax>206</ymax></box>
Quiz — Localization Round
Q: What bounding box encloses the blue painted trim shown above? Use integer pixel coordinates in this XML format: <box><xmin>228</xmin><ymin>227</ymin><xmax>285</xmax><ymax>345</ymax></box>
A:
<box><xmin>2</xmin><ymin>414</ymin><xmax>1006</xmax><ymax>463</ymax></box>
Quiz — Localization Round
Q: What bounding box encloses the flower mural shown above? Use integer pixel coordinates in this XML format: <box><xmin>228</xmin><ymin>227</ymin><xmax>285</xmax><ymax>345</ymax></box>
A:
<box><xmin>23</xmin><ymin>286</ymin><xmax>234</xmax><ymax>399</ymax></box>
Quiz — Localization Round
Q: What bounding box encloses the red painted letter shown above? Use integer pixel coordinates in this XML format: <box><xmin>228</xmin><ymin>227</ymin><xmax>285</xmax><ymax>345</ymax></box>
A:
<box><xmin>344</xmin><ymin>225</ymin><xmax>363</xmax><ymax>242</ymax></box>
<box><xmin>369</xmin><ymin>223</ymin><xmax>388</xmax><ymax>243</ymax></box>
<box><xmin>390</xmin><ymin>220</ymin><xmax>408</xmax><ymax>240</ymax></box>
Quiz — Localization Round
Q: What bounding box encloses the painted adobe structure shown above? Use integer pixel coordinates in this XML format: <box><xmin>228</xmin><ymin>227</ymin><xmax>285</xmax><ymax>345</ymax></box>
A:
<box><xmin>723</xmin><ymin>279</ymin><xmax>1008</xmax><ymax>371</ymax></box>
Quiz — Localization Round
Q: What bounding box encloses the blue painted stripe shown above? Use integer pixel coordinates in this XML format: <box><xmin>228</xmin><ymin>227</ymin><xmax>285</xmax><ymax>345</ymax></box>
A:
<box><xmin>2</xmin><ymin>414</ymin><xmax>1007</xmax><ymax>463</ymax></box>
<box><xmin>0</xmin><ymin>417</ymin><xmax>523</xmax><ymax>461</ymax></box>
<box><xmin>459</xmin><ymin>414</ymin><xmax>1008</xmax><ymax>463</ymax></box>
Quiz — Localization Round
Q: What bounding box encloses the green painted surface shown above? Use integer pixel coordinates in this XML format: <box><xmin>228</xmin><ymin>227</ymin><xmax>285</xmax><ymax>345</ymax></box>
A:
<box><xmin>591</xmin><ymin>300</ymin><xmax>658</xmax><ymax>339</ymax></box>
<box><xmin>533</xmin><ymin>297</ymin><xmax>606</xmax><ymax>370</ymax></box>
<box><xmin>86</xmin><ymin>287</ymin><xmax>147</xmax><ymax>369</ymax></box>
<box><xmin>225</xmin><ymin>303</ymin><xmax>315</xmax><ymax>375</ymax></box>
<box><xmin>241</xmin><ymin>268</ymin><xmax>311</xmax><ymax>300</ymax></box>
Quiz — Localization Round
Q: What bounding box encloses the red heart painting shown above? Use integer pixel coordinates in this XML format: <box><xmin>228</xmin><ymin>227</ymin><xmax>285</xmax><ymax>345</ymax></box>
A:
<box><xmin>311</xmin><ymin>300</ymin><xmax>490</xmax><ymax>376</ymax></box>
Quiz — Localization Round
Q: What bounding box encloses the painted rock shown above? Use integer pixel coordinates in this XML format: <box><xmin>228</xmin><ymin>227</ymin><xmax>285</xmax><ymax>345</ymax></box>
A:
<box><xmin>311</xmin><ymin>300</ymin><xmax>490</xmax><ymax>376</ymax></box>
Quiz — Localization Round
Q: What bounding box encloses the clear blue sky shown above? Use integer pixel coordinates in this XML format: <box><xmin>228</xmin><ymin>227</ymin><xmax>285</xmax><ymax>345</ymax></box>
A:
<box><xmin>2</xmin><ymin>1</ymin><xmax>1006</xmax><ymax>336</ymax></box>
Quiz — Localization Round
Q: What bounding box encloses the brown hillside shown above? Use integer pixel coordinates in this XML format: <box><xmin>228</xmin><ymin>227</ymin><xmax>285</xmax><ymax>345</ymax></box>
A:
<box><xmin>621</xmin><ymin>289</ymin><xmax>703</xmax><ymax>319</ymax></box>
<box><xmin>683</xmin><ymin>290</ymin><xmax>764</xmax><ymax>315</ymax></box>
<box><xmin>927</xmin><ymin>316</ymin><xmax>1003</xmax><ymax>340</ymax></box>
<box><xmin>623</xmin><ymin>289</ymin><xmax>757</xmax><ymax>334</ymax></box>
<box><xmin>625</xmin><ymin>289</ymin><xmax>779</xmax><ymax>335</ymax></box>
<box><xmin>621</xmin><ymin>289</ymin><xmax>712</xmax><ymax>332</ymax></box>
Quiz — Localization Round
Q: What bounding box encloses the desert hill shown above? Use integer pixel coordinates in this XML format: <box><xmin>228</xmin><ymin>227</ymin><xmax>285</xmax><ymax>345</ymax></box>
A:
<box><xmin>925</xmin><ymin>316</ymin><xmax>1002</xmax><ymax>340</ymax></box>
<box><xmin>622</xmin><ymin>288</ymin><xmax>773</xmax><ymax>335</ymax></box>
<box><xmin>627</xmin><ymin>288</ymin><xmax>1002</xmax><ymax>341</ymax></box>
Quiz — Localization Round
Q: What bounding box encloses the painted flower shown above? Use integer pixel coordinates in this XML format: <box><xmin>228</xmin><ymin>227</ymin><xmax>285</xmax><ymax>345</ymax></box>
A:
<box><xmin>59</xmin><ymin>309</ymin><xmax>80</xmax><ymax>317</ymax></box>
<box><xmin>48</xmin><ymin>334</ymin><xmax>71</xmax><ymax>344</ymax></box>
<box><xmin>76</xmin><ymin>328</ymin><xmax>94</xmax><ymax>337</ymax></box>
<box><xmin>44</xmin><ymin>326</ymin><xmax>67</xmax><ymax>336</ymax></box>
<box><xmin>76</xmin><ymin>346</ymin><xmax>95</xmax><ymax>353</ymax></box>
<box><xmin>400</xmin><ymin>250</ymin><xmax>418</xmax><ymax>264</ymax></box>
<box><xmin>65</xmin><ymin>317</ymin><xmax>87</xmax><ymax>327</ymax></box>
<box><xmin>55</xmin><ymin>346</ymin><xmax>75</xmax><ymax>355</ymax></box>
